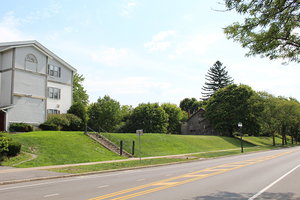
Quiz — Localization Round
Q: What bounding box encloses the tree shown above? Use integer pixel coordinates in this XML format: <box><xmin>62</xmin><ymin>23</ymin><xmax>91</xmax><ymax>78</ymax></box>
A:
<box><xmin>205</xmin><ymin>84</ymin><xmax>259</xmax><ymax>137</ymax></box>
<box><xmin>179</xmin><ymin>98</ymin><xmax>205</xmax><ymax>114</ymax></box>
<box><xmin>161</xmin><ymin>103</ymin><xmax>184</xmax><ymax>134</ymax></box>
<box><xmin>68</xmin><ymin>102</ymin><xmax>88</xmax><ymax>130</ymax></box>
<box><xmin>201</xmin><ymin>61</ymin><xmax>233</xmax><ymax>100</ymax></box>
<box><xmin>87</xmin><ymin>95</ymin><xmax>121</xmax><ymax>132</ymax></box>
<box><xmin>125</xmin><ymin>103</ymin><xmax>169</xmax><ymax>134</ymax></box>
<box><xmin>256</xmin><ymin>92</ymin><xmax>287</xmax><ymax>146</ymax></box>
<box><xmin>73</xmin><ymin>73</ymin><xmax>89</xmax><ymax>105</ymax></box>
<box><xmin>223</xmin><ymin>0</ymin><xmax>300</xmax><ymax>63</ymax></box>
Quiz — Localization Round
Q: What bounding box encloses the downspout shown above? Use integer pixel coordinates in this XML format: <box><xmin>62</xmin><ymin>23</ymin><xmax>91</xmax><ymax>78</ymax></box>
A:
<box><xmin>1</xmin><ymin>109</ymin><xmax>7</xmax><ymax>132</ymax></box>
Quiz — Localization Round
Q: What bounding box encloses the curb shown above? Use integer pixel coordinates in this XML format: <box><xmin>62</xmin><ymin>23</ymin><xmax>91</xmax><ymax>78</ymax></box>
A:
<box><xmin>0</xmin><ymin>158</ymin><xmax>204</xmax><ymax>185</ymax></box>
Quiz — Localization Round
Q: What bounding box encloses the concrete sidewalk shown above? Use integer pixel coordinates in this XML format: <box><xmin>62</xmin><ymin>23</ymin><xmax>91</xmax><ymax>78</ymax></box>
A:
<box><xmin>0</xmin><ymin>148</ymin><xmax>242</xmax><ymax>185</ymax></box>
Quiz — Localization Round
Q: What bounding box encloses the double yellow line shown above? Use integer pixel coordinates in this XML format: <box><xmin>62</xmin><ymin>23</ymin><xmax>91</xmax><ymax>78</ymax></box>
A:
<box><xmin>89</xmin><ymin>150</ymin><xmax>295</xmax><ymax>200</ymax></box>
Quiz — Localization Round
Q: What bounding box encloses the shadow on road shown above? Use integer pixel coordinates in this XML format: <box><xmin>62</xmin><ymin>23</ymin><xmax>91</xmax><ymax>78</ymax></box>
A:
<box><xmin>192</xmin><ymin>191</ymin><xmax>300</xmax><ymax>200</ymax></box>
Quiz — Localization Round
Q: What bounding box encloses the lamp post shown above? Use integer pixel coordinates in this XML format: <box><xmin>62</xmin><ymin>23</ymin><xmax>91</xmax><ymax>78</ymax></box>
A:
<box><xmin>238</xmin><ymin>122</ymin><xmax>243</xmax><ymax>153</ymax></box>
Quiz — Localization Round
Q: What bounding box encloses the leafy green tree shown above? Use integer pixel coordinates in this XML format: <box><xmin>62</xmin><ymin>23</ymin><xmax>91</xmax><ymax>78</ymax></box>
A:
<box><xmin>161</xmin><ymin>103</ymin><xmax>184</xmax><ymax>134</ymax></box>
<box><xmin>223</xmin><ymin>0</ymin><xmax>300</xmax><ymax>63</ymax></box>
<box><xmin>205</xmin><ymin>84</ymin><xmax>259</xmax><ymax>137</ymax></box>
<box><xmin>73</xmin><ymin>73</ymin><xmax>89</xmax><ymax>105</ymax></box>
<box><xmin>256</xmin><ymin>92</ymin><xmax>286</xmax><ymax>146</ymax></box>
<box><xmin>201</xmin><ymin>60</ymin><xmax>233</xmax><ymax>100</ymax></box>
<box><xmin>179</xmin><ymin>98</ymin><xmax>205</xmax><ymax>114</ymax></box>
<box><xmin>125</xmin><ymin>103</ymin><xmax>169</xmax><ymax>134</ymax></box>
<box><xmin>68</xmin><ymin>102</ymin><xmax>88</xmax><ymax>130</ymax></box>
<box><xmin>87</xmin><ymin>95</ymin><xmax>121</xmax><ymax>132</ymax></box>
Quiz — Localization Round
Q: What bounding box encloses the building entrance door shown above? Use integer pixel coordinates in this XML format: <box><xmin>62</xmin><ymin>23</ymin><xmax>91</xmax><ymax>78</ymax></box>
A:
<box><xmin>0</xmin><ymin>112</ymin><xmax>5</xmax><ymax>131</ymax></box>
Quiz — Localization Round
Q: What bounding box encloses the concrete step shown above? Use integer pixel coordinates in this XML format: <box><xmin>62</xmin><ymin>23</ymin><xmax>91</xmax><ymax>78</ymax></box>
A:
<box><xmin>85</xmin><ymin>132</ymin><xmax>133</xmax><ymax>157</ymax></box>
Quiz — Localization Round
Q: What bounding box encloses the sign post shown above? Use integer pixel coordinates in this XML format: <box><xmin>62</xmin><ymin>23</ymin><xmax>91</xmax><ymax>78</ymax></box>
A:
<box><xmin>136</xmin><ymin>129</ymin><xmax>143</xmax><ymax>164</ymax></box>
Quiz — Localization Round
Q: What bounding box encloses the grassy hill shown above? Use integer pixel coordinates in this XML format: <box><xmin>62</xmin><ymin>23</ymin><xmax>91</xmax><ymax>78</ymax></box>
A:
<box><xmin>3</xmin><ymin>131</ymin><xmax>290</xmax><ymax>168</ymax></box>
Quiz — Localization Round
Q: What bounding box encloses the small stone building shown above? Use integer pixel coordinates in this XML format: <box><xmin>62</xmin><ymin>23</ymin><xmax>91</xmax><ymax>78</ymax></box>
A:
<box><xmin>181</xmin><ymin>108</ymin><xmax>219</xmax><ymax>135</ymax></box>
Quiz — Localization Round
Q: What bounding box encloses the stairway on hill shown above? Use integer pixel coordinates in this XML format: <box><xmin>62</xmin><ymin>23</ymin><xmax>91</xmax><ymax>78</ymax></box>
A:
<box><xmin>85</xmin><ymin>132</ymin><xmax>133</xmax><ymax>157</ymax></box>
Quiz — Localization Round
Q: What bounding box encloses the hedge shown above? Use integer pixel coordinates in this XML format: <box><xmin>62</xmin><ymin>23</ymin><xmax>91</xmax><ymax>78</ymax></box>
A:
<box><xmin>9</xmin><ymin>122</ymin><xmax>33</xmax><ymax>132</ymax></box>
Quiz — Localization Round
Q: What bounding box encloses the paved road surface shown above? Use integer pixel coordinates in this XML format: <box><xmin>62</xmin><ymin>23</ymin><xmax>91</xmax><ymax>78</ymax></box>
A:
<box><xmin>1</xmin><ymin>147</ymin><xmax>299</xmax><ymax>200</ymax></box>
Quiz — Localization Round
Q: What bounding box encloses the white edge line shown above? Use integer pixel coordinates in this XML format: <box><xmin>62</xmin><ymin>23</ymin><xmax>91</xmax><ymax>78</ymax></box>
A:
<box><xmin>248</xmin><ymin>164</ymin><xmax>300</xmax><ymax>200</ymax></box>
<box><xmin>98</xmin><ymin>185</ymin><xmax>109</xmax><ymax>188</ymax></box>
<box><xmin>44</xmin><ymin>193</ymin><xmax>59</xmax><ymax>197</ymax></box>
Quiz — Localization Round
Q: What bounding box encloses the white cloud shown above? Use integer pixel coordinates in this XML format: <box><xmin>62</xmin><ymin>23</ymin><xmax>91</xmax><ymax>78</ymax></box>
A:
<box><xmin>120</xmin><ymin>1</ymin><xmax>136</xmax><ymax>16</ymax></box>
<box><xmin>175</xmin><ymin>33</ymin><xmax>222</xmax><ymax>55</ymax></box>
<box><xmin>91</xmin><ymin>46</ymin><xmax>131</xmax><ymax>65</ymax></box>
<box><xmin>144</xmin><ymin>30</ymin><xmax>175</xmax><ymax>52</ymax></box>
<box><xmin>153</xmin><ymin>30</ymin><xmax>175</xmax><ymax>42</ymax></box>
<box><xmin>0</xmin><ymin>12</ymin><xmax>32</xmax><ymax>42</ymax></box>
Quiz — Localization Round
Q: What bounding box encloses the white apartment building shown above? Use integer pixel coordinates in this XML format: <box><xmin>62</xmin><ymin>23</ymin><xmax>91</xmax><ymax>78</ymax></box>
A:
<box><xmin>0</xmin><ymin>40</ymin><xmax>77</xmax><ymax>131</ymax></box>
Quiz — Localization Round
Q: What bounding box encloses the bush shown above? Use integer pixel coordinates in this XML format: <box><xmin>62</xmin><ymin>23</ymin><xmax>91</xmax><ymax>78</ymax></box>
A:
<box><xmin>47</xmin><ymin>114</ymin><xmax>70</xmax><ymax>130</ymax></box>
<box><xmin>7</xmin><ymin>141</ymin><xmax>22</xmax><ymax>156</ymax></box>
<box><xmin>44</xmin><ymin>113</ymin><xmax>82</xmax><ymax>131</ymax></box>
<box><xmin>68</xmin><ymin>102</ymin><xmax>87</xmax><ymax>130</ymax></box>
<box><xmin>0</xmin><ymin>137</ymin><xmax>9</xmax><ymax>159</ymax></box>
<box><xmin>62</xmin><ymin>114</ymin><xmax>82</xmax><ymax>131</ymax></box>
<box><xmin>9</xmin><ymin>122</ymin><xmax>33</xmax><ymax>132</ymax></box>
<box><xmin>38</xmin><ymin>123</ymin><xmax>58</xmax><ymax>131</ymax></box>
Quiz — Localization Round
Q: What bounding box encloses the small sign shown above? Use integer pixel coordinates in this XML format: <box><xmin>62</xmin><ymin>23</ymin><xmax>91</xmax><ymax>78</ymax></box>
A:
<box><xmin>136</xmin><ymin>129</ymin><xmax>143</xmax><ymax>136</ymax></box>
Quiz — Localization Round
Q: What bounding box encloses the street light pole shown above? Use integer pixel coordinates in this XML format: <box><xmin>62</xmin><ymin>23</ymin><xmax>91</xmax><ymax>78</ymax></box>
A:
<box><xmin>238</xmin><ymin>122</ymin><xmax>243</xmax><ymax>153</ymax></box>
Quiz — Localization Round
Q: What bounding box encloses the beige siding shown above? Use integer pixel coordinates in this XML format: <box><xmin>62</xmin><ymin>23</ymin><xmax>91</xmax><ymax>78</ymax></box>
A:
<box><xmin>8</xmin><ymin>96</ymin><xmax>46</xmax><ymax>124</ymax></box>
<box><xmin>15</xmin><ymin>47</ymin><xmax>47</xmax><ymax>74</ymax></box>
<box><xmin>0</xmin><ymin>71</ymin><xmax>12</xmax><ymax>106</ymax></box>
<box><xmin>14</xmin><ymin>70</ymin><xmax>46</xmax><ymax>98</ymax></box>
<box><xmin>1</xmin><ymin>49</ymin><xmax>13</xmax><ymax>70</ymax></box>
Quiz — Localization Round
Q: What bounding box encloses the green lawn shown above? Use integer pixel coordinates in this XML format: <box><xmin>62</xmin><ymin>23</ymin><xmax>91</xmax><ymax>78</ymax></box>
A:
<box><xmin>3</xmin><ymin>131</ymin><xmax>295</xmax><ymax>168</ymax></box>
<box><xmin>6</xmin><ymin>131</ymin><xmax>124</xmax><ymax>167</ymax></box>
<box><xmin>111</xmin><ymin>133</ymin><xmax>255</xmax><ymax>157</ymax></box>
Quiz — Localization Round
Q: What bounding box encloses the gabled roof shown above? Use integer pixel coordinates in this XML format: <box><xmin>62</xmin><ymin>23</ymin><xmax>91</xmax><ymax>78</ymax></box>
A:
<box><xmin>186</xmin><ymin>108</ymin><xmax>205</xmax><ymax>122</ymax></box>
<box><xmin>0</xmin><ymin>40</ymin><xmax>77</xmax><ymax>73</ymax></box>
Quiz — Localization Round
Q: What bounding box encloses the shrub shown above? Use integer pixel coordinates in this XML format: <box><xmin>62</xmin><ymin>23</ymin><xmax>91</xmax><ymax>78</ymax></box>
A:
<box><xmin>43</xmin><ymin>113</ymin><xmax>82</xmax><ymax>131</ymax></box>
<box><xmin>7</xmin><ymin>140</ymin><xmax>22</xmax><ymax>156</ymax></box>
<box><xmin>0</xmin><ymin>137</ymin><xmax>9</xmax><ymax>159</ymax></box>
<box><xmin>9</xmin><ymin>122</ymin><xmax>33</xmax><ymax>132</ymax></box>
<box><xmin>38</xmin><ymin>123</ymin><xmax>58</xmax><ymax>131</ymax></box>
<box><xmin>68</xmin><ymin>102</ymin><xmax>87</xmax><ymax>130</ymax></box>
<box><xmin>62</xmin><ymin>114</ymin><xmax>82</xmax><ymax>131</ymax></box>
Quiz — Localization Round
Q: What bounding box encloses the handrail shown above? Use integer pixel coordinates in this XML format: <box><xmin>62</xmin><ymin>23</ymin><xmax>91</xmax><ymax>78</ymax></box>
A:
<box><xmin>86</xmin><ymin>126</ymin><xmax>133</xmax><ymax>155</ymax></box>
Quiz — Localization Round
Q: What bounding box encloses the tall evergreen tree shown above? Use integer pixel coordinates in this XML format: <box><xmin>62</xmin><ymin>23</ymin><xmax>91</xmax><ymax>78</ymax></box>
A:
<box><xmin>201</xmin><ymin>61</ymin><xmax>233</xmax><ymax>100</ymax></box>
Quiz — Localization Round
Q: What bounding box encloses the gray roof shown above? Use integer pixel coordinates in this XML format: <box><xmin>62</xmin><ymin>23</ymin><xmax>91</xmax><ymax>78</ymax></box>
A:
<box><xmin>0</xmin><ymin>40</ymin><xmax>77</xmax><ymax>73</ymax></box>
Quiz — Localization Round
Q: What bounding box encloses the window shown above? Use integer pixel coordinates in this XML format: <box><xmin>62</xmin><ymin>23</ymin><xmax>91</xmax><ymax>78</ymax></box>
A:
<box><xmin>48</xmin><ymin>65</ymin><xmax>61</xmax><ymax>77</ymax></box>
<box><xmin>47</xmin><ymin>109</ymin><xmax>60</xmax><ymax>114</ymax></box>
<box><xmin>48</xmin><ymin>87</ymin><xmax>61</xmax><ymax>99</ymax></box>
<box><xmin>25</xmin><ymin>54</ymin><xmax>38</xmax><ymax>72</ymax></box>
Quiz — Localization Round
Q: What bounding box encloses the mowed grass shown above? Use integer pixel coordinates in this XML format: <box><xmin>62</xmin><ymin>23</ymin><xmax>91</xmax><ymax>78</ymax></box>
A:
<box><xmin>7</xmin><ymin>131</ymin><xmax>124</xmax><ymax>167</ymax></box>
<box><xmin>111</xmin><ymin>133</ymin><xmax>255</xmax><ymax>157</ymax></box>
<box><xmin>5</xmin><ymin>131</ymin><xmax>293</xmax><ymax>168</ymax></box>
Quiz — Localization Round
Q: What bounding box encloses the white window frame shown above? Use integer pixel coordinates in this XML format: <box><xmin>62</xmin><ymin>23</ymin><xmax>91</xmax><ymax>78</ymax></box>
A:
<box><xmin>48</xmin><ymin>87</ymin><xmax>61</xmax><ymax>99</ymax></box>
<box><xmin>48</xmin><ymin>64</ymin><xmax>61</xmax><ymax>77</ymax></box>
<box><xmin>47</xmin><ymin>109</ymin><xmax>60</xmax><ymax>114</ymax></box>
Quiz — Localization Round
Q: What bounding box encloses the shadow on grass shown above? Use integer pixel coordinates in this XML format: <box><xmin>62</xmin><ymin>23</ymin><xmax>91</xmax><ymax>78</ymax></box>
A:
<box><xmin>192</xmin><ymin>191</ymin><xmax>300</xmax><ymax>200</ymax></box>
<box><xmin>219</xmin><ymin>136</ymin><xmax>256</xmax><ymax>148</ymax></box>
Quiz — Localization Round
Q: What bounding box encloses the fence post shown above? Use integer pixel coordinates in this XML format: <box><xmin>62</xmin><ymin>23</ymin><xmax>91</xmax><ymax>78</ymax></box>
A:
<box><xmin>84</xmin><ymin>125</ymin><xmax>87</xmax><ymax>133</ymax></box>
<box><xmin>132</xmin><ymin>141</ymin><xmax>135</xmax><ymax>156</ymax></box>
<box><xmin>120</xmin><ymin>140</ymin><xmax>123</xmax><ymax>156</ymax></box>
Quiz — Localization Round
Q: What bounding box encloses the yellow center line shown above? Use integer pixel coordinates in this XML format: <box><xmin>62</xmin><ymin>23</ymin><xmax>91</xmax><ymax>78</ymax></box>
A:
<box><xmin>89</xmin><ymin>150</ymin><xmax>297</xmax><ymax>200</ymax></box>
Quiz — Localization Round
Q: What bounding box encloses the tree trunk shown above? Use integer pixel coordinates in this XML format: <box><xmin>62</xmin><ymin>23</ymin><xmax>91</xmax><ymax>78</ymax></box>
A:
<box><xmin>272</xmin><ymin>131</ymin><xmax>276</xmax><ymax>146</ymax></box>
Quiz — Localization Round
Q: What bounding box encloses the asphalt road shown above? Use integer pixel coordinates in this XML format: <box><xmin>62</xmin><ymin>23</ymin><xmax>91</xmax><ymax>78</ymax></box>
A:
<box><xmin>1</xmin><ymin>147</ymin><xmax>300</xmax><ymax>200</ymax></box>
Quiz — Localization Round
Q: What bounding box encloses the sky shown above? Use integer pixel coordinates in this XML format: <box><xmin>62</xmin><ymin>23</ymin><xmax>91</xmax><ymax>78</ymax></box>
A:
<box><xmin>1</xmin><ymin>0</ymin><xmax>299</xmax><ymax>107</ymax></box>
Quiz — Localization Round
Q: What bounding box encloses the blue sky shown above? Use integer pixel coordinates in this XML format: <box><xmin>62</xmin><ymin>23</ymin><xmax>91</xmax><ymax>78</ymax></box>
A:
<box><xmin>1</xmin><ymin>0</ymin><xmax>299</xmax><ymax>107</ymax></box>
